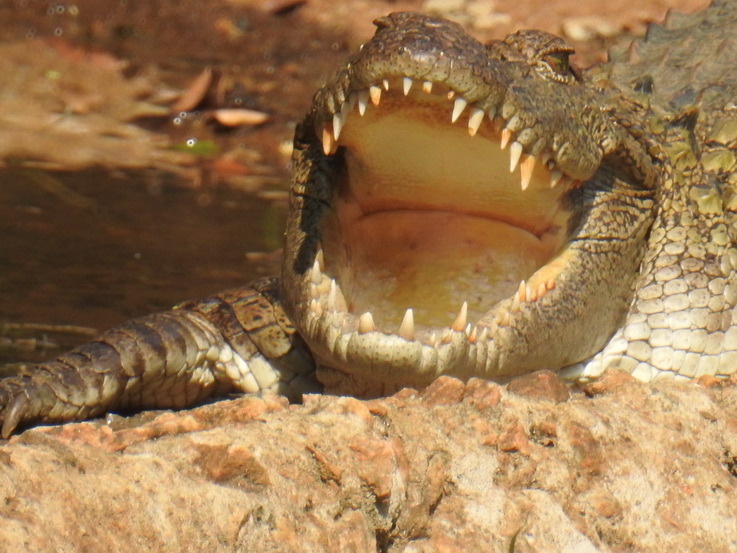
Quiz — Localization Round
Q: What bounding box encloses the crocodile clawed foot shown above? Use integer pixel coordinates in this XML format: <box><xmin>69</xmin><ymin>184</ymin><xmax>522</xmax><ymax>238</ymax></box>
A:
<box><xmin>0</xmin><ymin>380</ymin><xmax>32</xmax><ymax>439</ymax></box>
<box><xmin>1</xmin><ymin>392</ymin><xmax>29</xmax><ymax>439</ymax></box>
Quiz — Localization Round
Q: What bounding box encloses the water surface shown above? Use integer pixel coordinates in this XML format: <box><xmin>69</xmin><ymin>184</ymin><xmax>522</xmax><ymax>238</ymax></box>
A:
<box><xmin>0</xmin><ymin>167</ymin><xmax>285</xmax><ymax>366</ymax></box>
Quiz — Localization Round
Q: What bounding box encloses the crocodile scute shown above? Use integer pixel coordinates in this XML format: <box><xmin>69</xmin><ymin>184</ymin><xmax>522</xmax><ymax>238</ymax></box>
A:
<box><xmin>2</xmin><ymin>0</ymin><xmax>737</xmax><ymax>435</ymax></box>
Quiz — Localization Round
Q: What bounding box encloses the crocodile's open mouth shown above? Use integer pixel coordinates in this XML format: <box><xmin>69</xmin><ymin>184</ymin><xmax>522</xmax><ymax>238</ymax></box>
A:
<box><xmin>313</xmin><ymin>78</ymin><xmax>578</xmax><ymax>335</ymax></box>
<box><xmin>282</xmin><ymin>13</ymin><xmax>654</xmax><ymax>392</ymax></box>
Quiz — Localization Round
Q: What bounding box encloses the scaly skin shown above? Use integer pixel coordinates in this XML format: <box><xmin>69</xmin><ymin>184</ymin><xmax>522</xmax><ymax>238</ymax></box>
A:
<box><xmin>2</xmin><ymin>1</ymin><xmax>737</xmax><ymax>436</ymax></box>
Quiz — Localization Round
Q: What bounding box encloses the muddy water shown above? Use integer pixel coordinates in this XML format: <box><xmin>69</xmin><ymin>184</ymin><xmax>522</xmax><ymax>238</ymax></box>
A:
<box><xmin>0</xmin><ymin>0</ymin><xmax>349</xmax><ymax>370</ymax></box>
<box><xmin>0</xmin><ymin>168</ymin><xmax>285</xmax><ymax>365</ymax></box>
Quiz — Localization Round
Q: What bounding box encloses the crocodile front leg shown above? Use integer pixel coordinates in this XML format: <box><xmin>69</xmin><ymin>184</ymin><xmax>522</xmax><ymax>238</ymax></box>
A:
<box><xmin>0</xmin><ymin>278</ymin><xmax>318</xmax><ymax>437</ymax></box>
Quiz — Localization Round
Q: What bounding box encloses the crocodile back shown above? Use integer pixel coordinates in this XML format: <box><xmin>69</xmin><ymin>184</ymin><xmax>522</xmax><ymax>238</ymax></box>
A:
<box><xmin>604</xmin><ymin>0</ymin><xmax>737</xmax><ymax>115</ymax></box>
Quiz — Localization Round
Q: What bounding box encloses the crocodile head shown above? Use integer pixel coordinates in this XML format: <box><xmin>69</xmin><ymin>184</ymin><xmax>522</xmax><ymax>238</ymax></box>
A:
<box><xmin>282</xmin><ymin>12</ymin><xmax>657</xmax><ymax>396</ymax></box>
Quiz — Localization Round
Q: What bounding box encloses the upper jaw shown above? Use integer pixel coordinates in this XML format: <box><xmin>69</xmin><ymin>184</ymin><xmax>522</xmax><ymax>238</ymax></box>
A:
<box><xmin>308</xmin><ymin>11</ymin><xmax>611</xmax><ymax>184</ymax></box>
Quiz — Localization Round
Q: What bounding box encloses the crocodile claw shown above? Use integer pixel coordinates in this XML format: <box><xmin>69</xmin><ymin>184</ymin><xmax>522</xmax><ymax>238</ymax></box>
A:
<box><xmin>0</xmin><ymin>378</ymin><xmax>35</xmax><ymax>439</ymax></box>
<box><xmin>1</xmin><ymin>391</ymin><xmax>29</xmax><ymax>439</ymax></box>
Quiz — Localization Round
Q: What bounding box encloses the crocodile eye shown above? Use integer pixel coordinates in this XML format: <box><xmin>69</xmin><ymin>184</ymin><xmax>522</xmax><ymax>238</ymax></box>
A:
<box><xmin>538</xmin><ymin>49</ymin><xmax>580</xmax><ymax>84</ymax></box>
<box><xmin>542</xmin><ymin>52</ymin><xmax>570</xmax><ymax>76</ymax></box>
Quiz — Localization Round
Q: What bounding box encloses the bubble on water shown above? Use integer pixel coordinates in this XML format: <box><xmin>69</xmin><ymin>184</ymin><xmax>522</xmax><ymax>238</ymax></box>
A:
<box><xmin>54</xmin><ymin>27</ymin><xmax>63</xmax><ymax>36</ymax></box>
<box><xmin>186</xmin><ymin>138</ymin><xmax>197</xmax><ymax>147</ymax></box>
<box><xmin>173</xmin><ymin>112</ymin><xmax>189</xmax><ymax>126</ymax></box>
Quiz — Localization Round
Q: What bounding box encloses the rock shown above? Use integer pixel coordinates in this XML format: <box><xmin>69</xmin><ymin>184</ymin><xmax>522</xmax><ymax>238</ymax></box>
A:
<box><xmin>561</xmin><ymin>16</ymin><xmax>621</xmax><ymax>41</ymax></box>
<box><xmin>1</xmin><ymin>375</ymin><xmax>737</xmax><ymax>552</ymax></box>
<box><xmin>420</xmin><ymin>374</ymin><xmax>467</xmax><ymax>405</ymax></box>
<box><xmin>507</xmin><ymin>369</ymin><xmax>571</xmax><ymax>403</ymax></box>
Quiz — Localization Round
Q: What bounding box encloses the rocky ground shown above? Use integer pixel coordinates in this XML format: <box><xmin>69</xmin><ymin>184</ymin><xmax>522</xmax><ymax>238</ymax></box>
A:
<box><xmin>1</xmin><ymin>372</ymin><xmax>736</xmax><ymax>552</ymax></box>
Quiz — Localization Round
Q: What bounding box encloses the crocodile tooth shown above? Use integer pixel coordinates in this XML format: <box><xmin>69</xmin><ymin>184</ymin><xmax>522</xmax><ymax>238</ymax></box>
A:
<box><xmin>510</xmin><ymin>293</ymin><xmax>520</xmax><ymax>312</ymax></box>
<box><xmin>310</xmin><ymin>299</ymin><xmax>323</xmax><ymax>317</ymax></box>
<box><xmin>487</xmin><ymin>105</ymin><xmax>497</xmax><ymax>120</ymax></box>
<box><xmin>332</xmin><ymin>112</ymin><xmax>344</xmax><ymax>141</ymax></box>
<box><xmin>541</xmin><ymin>150</ymin><xmax>552</xmax><ymax>166</ymax></box>
<box><xmin>342</xmin><ymin>93</ymin><xmax>356</xmax><ymax>116</ymax></box>
<box><xmin>464</xmin><ymin>323</ymin><xmax>471</xmax><ymax>337</ymax></box>
<box><xmin>467</xmin><ymin>108</ymin><xmax>485</xmax><ymax>137</ymax></box>
<box><xmin>519</xmin><ymin>154</ymin><xmax>536</xmax><ymax>190</ymax></box>
<box><xmin>500</xmin><ymin>128</ymin><xmax>512</xmax><ymax>150</ymax></box>
<box><xmin>451</xmin><ymin>302</ymin><xmax>468</xmax><ymax>332</ymax></box>
<box><xmin>511</xmin><ymin>280</ymin><xmax>525</xmax><ymax>311</ymax></box>
<box><xmin>546</xmin><ymin>279</ymin><xmax>556</xmax><ymax>291</ymax></box>
<box><xmin>477</xmin><ymin>327</ymin><xmax>489</xmax><ymax>342</ymax></box>
<box><xmin>451</xmin><ymin>97</ymin><xmax>467</xmax><ymax>123</ymax></box>
<box><xmin>403</xmin><ymin>77</ymin><xmax>413</xmax><ymax>95</ymax></box>
<box><xmin>509</xmin><ymin>141</ymin><xmax>523</xmax><ymax>172</ymax></box>
<box><xmin>310</xmin><ymin>258</ymin><xmax>322</xmax><ymax>285</ymax></box>
<box><xmin>440</xmin><ymin>329</ymin><xmax>454</xmax><ymax>345</ymax></box>
<box><xmin>549</xmin><ymin>168</ymin><xmax>562</xmax><ymax>188</ymax></box>
<box><xmin>357</xmin><ymin>90</ymin><xmax>369</xmax><ymax>116</ymax></box>
<box><xmin>369</xmin><ymin>85</ymin><xmax>382</xmax><ymax>106</ymax></box>
<box><xmin>422</xmin><ymin>81</ymin><xmax>433</xmax><ymax>93</ymax></box>
<box><xmin>537</xmin><ymin>281</ymin><xmax>548</xmax><ymax>300</ymax></box>
<box><xmin>383</xmin><ymin>79</ymin><xmax>390</xmax><ymax>91</ymax></box>
<box><xmin>315</xmin><ymin>248</ymin><xmax>325</xmax><ymax>271</ymax></box>
<box><xmin>447</xmin><ymin>90</ymin><xmax>456</xmax><ymax>100</ymax></box>
<box><xmin>398</xmin><ymin>308</ymin><xmax>415</xmax><ymax>340</ymax></box>
<box><xmin>468</xmin><ymin>326</ymin><xmax>477</xmax><ymax>343</ymax></box>
<box><xmin>430</xmin><ymin>332</ymin><xmax>438</xmax><ymax>347</ymax></box>
<box><xmin>358</xmin><ymin>312</ymin><xmax>376</xmax><ymax>334</ymax></box>
<box><xmin>343</xmin><ymin>91</ymin><xmax>358</xmax><ymax>111</ymax></box>
<box><xmin>328</xmin><ymin>280</ymin><xmax>337</xmax><ymax>311</ymax></box>
<box><xmin>516</xmin><ymin>279</ymin><xmax>527</xmax><ymax>303</ymax></box>
<box><xmin>321</xmin><ymin>126</ymin><xmax>337</xmax><ymax>155</ymax></box>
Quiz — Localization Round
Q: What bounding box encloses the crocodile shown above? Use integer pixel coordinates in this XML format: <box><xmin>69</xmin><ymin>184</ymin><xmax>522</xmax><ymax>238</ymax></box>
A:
<box><xmin>2</xmin><ymin>1</ymin><xmax>737</xmax><ymax>437</ymax></box>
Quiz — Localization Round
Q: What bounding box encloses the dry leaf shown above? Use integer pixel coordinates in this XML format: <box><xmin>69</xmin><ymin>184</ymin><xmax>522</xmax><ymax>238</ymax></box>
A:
<box><xmin>211</xmin><ymin>108</ymin><xmax>269</xmax><ymax>126</ymax></box>
<box><xmin>172</xmin><ymin>67</ymin><xmax>213</xmax><ymax>113</ymax></box>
